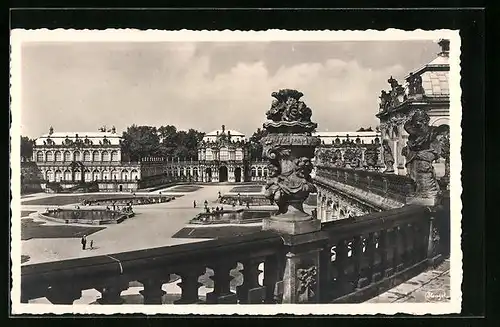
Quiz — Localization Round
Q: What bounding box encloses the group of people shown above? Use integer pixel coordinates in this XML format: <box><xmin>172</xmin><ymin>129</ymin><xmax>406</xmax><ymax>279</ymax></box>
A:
<box><xmin>80</xmin><ymin>235</ymin><xmax>94</xmax><ymax>250</ymax></box>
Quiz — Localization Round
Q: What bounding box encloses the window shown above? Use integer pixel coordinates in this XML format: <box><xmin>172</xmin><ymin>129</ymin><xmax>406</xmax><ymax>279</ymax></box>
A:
<box><xmin>121</xmin><ymin>170</ymin><xmax>129</xmax><ymax>181</ymax></box>
<box><xmin>111</xmin><ymin>150</ymin><xmax>119</xmax><ymax>162</ymax></box>
<box><xmin>45</xmin><ymin>151</ymin><xmax>53</xmax><ymax>161</ymax></box>
<box><xmin>64</xmin><ymin>151</ymin><xmax>71</xmax><ymax>161</ymax></box>
<box><xmin>251</xmin><ymin>167</ymin><xmax>256</xmax><ymax>177</ymax></box>
<box><xmin>55</xmin><ymin>151</ymin><xmax>62</xmax><ymax>162</ymax></box>
<box><xmin>83</xmin><ymin>151</ymin><xmax>91</xmax><ymax>161</ymax></box>
<box><xmin>101</xmin><ymin>151</ymin><xmax>110</xmax><ymax>161</ymax></box>
<box><xmin>36</xmin><ymin>151</ymin><xmax>44</xmax><ymax>162</ymax></box>
<box><xmin>74</xmin><ymin>151</ymin><xmax>81</xmax><ymax>162</ymax></box>
<box><xmin>92</xmin><ymin>151</ymin><xmax>100</xmax><ymax>162</ymax></box>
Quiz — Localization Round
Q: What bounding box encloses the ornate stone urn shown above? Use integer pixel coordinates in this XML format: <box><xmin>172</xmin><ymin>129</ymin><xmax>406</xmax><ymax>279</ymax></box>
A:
<box><xmin>261</xmin><ymin>89</ymin><xmax>321</xmax><ymax>234</ymax></box>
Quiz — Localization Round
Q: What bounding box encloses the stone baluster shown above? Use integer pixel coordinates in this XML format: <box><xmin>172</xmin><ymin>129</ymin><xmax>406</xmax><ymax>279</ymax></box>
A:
<box><xmin>263</xmin><ymin>254</ymin><xmax>283</xmax><ymax>304</ymax></box>
<box><xmin>139</xmin><ymin>276</ymin><xmax>167</xmax><ymax>304</ymax></box>
<box><xmin>378</xmin><ymin>229</ymin><xmax>391</xmax><ymax>279</ymax></box>
<box><xmin>393</xmin><ymin>226</ymin><xmax>404</xmax><ymax>272</ymax></box>
<box><xmin>96</xmin><ymin>280</ymin><xmax>129</xmax><ymax>304</ymax></box>
<box><xmin>174</xmin><ymin>269</ymin><xmax>204</xmax><ymax>304</ymax></box>
<box><xmin>206</xmin><ymin>263</ymin><xmax>237</xmax><ymax>304</ymax></box>
<box><xmin>46</xmin><ymin>286</ymin><xmax>82</xmax><ymax>304</ymax></box>
<box><xmin>352</xmin><ymin>236</ymin><xmax>364</xmax><ymax>290</ymax></box>
<box><xmin>236</xmin><ymin>259</ymin><xmax>265</xmax><ymax>304</ymax></box>
<box><xmin>364</xmin><ymin>232</ymin><xmax>377</xmax><ymax>285</ymax></box>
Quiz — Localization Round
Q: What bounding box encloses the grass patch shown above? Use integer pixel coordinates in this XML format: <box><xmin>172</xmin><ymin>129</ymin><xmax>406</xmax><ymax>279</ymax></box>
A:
<box><xmin>22</xmin><ymin>194</ymin><xmax>150</xmax><ymax>206</ymax></box>
<box><xmin>167</xmin><ymin>185</ymin><xmax>203</xmax><ymax>193</ymax></box>
<box><xmin>21</xmin><ymin>210</ymin><xmax>36</xmax><ymax>217</ymax></box>
<box><xmin>21</xmin><ymin>218</ymin><xmax>105</xmax><ymax>241</ymax></box>
<box><xmin>229</xmin><ymin>185</ymin><xmax>263</xmax><ymax>193</ymax></box>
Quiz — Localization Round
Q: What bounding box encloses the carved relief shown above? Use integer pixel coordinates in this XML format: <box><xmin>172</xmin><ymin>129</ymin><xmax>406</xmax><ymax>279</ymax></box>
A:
<box><xmin>407</xmin><ymin>72</ymin><xmax>425</xmax><ymax>96</ymax></box>
<box><xmin>296</xmin><ymin>265</ymin><xmax>317</xmax><ymax>299</ymax></box>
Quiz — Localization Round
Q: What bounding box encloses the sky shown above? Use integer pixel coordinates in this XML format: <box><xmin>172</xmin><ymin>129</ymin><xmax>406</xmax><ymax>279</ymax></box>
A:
<box><xmin>20</xmin><ymin>40</ymin><xmax>439</xmax><ymax>139</ymax></box>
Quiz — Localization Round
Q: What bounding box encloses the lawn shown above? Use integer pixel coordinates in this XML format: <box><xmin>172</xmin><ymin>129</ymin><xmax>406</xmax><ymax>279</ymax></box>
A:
<box><xmin>21</xmin><ymin>218</ymin><xmax>105</xmax><ymax>241</ymax></box>
<box><xmin>22</xmin><ymin>194</ymin><xmax>142</xmax><ymax>206</ymax></box>
<box><xmin>167</xmin><ymin>185</ymin><xmax>203</xmax><ymax>193</ymax></box>
<box><xmin>229</xmin><ymin>185</ymin><xmax>263</xmax><ymax>193</ymax></box>
<box><xmin>21</xmin><ymin>210</ymin><xmax>36</xmax><ymax>217</ymax></box>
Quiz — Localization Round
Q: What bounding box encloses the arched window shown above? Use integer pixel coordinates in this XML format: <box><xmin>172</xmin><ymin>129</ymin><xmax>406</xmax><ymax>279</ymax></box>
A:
<box><xmin>131</xmin><ymin>169</ymin><xmax>139</xmax><ymax>180</ymax></box>
<box><xmin>55</xmin><ymin>151</ymin><xmax>62</xmax><ymax>162</ymax></box>
<box><xmin>251</xmin><ymin>167</ymin><xmax>256</xmax><ymax>177</ymax></box>
<box><xmin>257</xmin><ymin>167</ymin><xmax>263</xmax><ymax>177</ymax></box>
<box><xmin>64</xmin><ymin>169</ymin><xmax>72</xmax><ymax>181</ymax></box>
<box><xmin>83</xmin><ymin>151</ymin><xmax>91</xmax><ymax>162</ymax></box>
<box><xmin>54</xmin><ymin>170</ymin><xmax>62</xmax><ymax>182</ymax></box>
<box><xmin>102</xmin><ymin>170</ymin><xmax>110</xmax><ymax>180</ymax></box>
<box><xmin>111</xmin><ymin>150</ymin><xmax>119</xmax><ymax>162</ymax></box>
<box><xmin>111</xmin><ymin>169</ymin><xmax>118</xmax><ymax>180</ymax></box>
<box><xmin>45</xmin><ymin>151</ymin><xmax>53</xmax><ymax>162</ymax></box>
<box><xmin>74</xmin><ymin>169</ymin><xmax>81</xmax><ymax>182</ymax></box>
<box><xmin>121</xmin><ymin>170</ymin><xmax>129</xmax><ymax>181</ymax></box>
<box><xmin>101</xmin><ymin>151</ymin><xmax>110</xmax><ymax>161</ymax></box>
<box><xmin>84</xmin><ymin>169</ymin><xmax>92</xmax><ymax>182</ymax></box>
<box><xmin>46</xmin><ymin>170</ymin><xmax>54</xmax><ymax>182</ymax></box>
<box><xmin>73</xmin><ymin>151</ymin><xmax>81</xmax><ymax>162</ymax></box>
<box><xmin>92</xmin><ymin>151</ymin><xmax>100</xmax><ymax>162</ymax></box>
<box><xmin>92</xmin><ymin>170</ymin><xmax>100</xmax><ymax>181</ymax></box>
<box><xmin>263</xmin><ymin>168</ymin><xmax>268</xmax><ymax>177</ymax></box>
<box><xmin>64</xmin><ymin>151</ymin><xmax>71</xmax><ymax>162</ymax></box>
<box><xmin>36</xmin><ymin>151</ymin><xmax>44</xmax><ymax>162</ymax></box>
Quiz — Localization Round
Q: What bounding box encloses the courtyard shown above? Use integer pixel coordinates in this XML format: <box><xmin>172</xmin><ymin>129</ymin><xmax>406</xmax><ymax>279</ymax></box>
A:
<box><xmin>20</xmin><ymin>184</ymin><xmax>278</xmax><ymax>265</ymax></box>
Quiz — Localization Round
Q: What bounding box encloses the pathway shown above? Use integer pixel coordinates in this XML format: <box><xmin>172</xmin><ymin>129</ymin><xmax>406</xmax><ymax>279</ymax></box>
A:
<box><xmin>20</xmin><ymin>184</ymin><xmax>235</xmax><ymax>264</ymax></box>
<box><xmin>365</xmin><ymin>259</ymin><xmax>451</xmax><ymax>303</ymax></box>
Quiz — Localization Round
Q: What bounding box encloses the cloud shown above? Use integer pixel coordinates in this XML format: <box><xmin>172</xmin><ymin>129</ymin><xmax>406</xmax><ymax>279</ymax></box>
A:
<box><xmin>20</xmin><ymin>41</ymin><xmax>434</xmax><ymax>138</ymax></box>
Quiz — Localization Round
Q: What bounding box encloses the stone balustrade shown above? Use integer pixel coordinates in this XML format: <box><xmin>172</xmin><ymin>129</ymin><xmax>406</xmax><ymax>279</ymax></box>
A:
<box><xmin>20</xmin><ymin>200</ymin><xmax>448</xmax><ymax>305</ymax></box>
<box><xmin>315</xmin><ymin>164</ymin><xmax>416</xmax><ymax>204</ymax></box>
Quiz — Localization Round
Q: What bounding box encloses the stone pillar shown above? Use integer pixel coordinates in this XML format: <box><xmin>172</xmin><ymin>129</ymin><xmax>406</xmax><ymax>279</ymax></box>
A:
<box><xmin>260</xmin><ymin>89</ymin><xmax>326</xmax><ymax>303</ymax></box>
<box><xmin>279</xmin><ymin>233</ymin><xmax>327</xmax><ymax>304</ymax></box>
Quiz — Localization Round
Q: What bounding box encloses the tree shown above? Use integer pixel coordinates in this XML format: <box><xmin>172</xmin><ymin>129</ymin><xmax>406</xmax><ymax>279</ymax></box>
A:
<box><xmin>249</xmin><ymin>128</ymin><xmax>268</xmax><ymax>161</ymax></box>
<box><xmin>157</xmin><ymin>125</ymin><xmax>178</xmax><ymax>157</ymax></box>
<box><xmin>121</xmin><ymin>125</ymin><xmax>160</xmax><ymax>161</ymax></box>
<box><xmin>21</xmin><ymin>136</ymin><xmax>34</xmax><ymax>161</ymax></box>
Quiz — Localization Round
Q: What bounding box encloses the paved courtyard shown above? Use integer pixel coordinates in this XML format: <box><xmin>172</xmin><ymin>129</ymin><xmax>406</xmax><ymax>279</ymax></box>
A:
<box><xmin>366</xmin><ymin>259</ymin><xmax>451</xmax><ymax>303</ymax></box>
<box><xmin>20</xmin><ymin>184</ymin><xmax>239</xmax><ymax>264</ymax></box>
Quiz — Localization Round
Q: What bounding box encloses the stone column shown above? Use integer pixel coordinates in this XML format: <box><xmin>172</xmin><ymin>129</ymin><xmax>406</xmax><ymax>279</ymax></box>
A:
<box><xmin>260</xmin><ymin>89</ymin><xmax>325</xmax><ymax>303</ymax></box>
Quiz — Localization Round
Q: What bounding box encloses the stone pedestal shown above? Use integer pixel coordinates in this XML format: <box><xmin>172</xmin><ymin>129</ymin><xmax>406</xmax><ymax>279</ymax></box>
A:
<box><xmin>263</xmin><ymin>216</ymin><xmax>321</xmax><ymax>235</ymax></box>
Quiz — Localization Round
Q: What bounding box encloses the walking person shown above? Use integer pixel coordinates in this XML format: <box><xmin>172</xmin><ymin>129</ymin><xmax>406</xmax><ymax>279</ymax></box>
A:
<box><xmin>90</xmin><ymin>240</ymin><xmax>94</xmax><ymax>250</ymax></box>
<box><xmin>193</xmin><ymin>200</ymin><xmax>197</xmax><ymax>208</ymax></box>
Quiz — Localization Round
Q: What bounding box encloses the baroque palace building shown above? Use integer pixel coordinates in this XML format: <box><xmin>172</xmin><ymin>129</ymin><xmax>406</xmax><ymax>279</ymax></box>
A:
<box><xmin>163</xmin><ymin>125</ymin><xmax>269</xmax><ymax>183</ymax></box>
<box><xmin>32</xmin><ymin>127</ymin><xmax>147</xmax><ymax>192</ymax></box>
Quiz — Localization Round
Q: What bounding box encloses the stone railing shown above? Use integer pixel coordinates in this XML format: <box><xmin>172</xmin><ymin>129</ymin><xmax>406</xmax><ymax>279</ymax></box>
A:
<box><xmin>20</xmin><ymin>201</ymin><xmax>448</xmax><ymax>305</ymax></box>
<box><xmin>315</xmin><ymin>164</ymin><xmax>415</xmax><ymax>203</ymax></box>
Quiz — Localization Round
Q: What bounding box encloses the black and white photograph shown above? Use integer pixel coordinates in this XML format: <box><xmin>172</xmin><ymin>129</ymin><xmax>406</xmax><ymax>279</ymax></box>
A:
<box><xmin>10</xmin><ymin>29</ymin><xmax>462</xmax><ymax>315</ymax></box>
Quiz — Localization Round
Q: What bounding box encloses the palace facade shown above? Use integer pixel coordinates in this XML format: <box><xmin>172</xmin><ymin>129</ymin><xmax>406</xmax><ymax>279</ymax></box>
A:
<box><xmin>32</xmin><ymin>127</ymin><xmax>146</xmax><ymax>192</ymax></box>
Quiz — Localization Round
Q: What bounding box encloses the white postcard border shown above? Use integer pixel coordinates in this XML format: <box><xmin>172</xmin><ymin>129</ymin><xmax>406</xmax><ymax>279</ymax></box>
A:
<box><xmin>10</xmin><ymin>28</ymin><xmax>462</xmax><ymax>315</ymax></box>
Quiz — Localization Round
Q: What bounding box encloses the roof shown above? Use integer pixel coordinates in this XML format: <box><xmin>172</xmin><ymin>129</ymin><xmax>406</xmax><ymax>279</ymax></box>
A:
<box><xmin>421</xmin><ymin>70</ymin><xmax>449</xmax><ymax>96</ymax></box>
<box><xmin>314</xmin><ymin>131</ymin><xmax>380</xmax><ymax>137</ymax></box>
<box><xmin>34</xmin><ymin>131</ymin><xmax>122</xmax><ymax>146</ymax></box>
<box><xmin>205</xmin><ymin>129</ymin><xmax>245</xmax><ymax>137</ymax></box>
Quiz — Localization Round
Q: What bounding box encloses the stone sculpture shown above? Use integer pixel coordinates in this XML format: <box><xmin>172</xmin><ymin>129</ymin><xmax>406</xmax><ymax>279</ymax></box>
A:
<box><xmin>364</xmin><ymin>146</ymin><xmax>379</xmax><ymax>170</ymax></box>
<box><xmin>407</xmin><ymin>72</ymin><xmax>425</xmax><ymax>96</ymax></box>
<box><xmin>382</xmin><ymin>139</ymin><xmax>395</xmax><ymax>173</ymax></box>
<box><xmin>261</xmin><ymin>89</ymin><xmax>321</xmax><ymax>216</ymax></box>
<box><xmin>401</xmin><ymin>110</ymin><xmax>450</xmax><ymax>199</ymax></box>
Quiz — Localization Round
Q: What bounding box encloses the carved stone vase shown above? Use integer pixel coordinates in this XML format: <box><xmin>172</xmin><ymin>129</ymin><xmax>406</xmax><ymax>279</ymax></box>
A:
<box><xmin>260</xmin><ymin>89</ymin><xmax>321</xmax><ymax>226</ymax></box>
